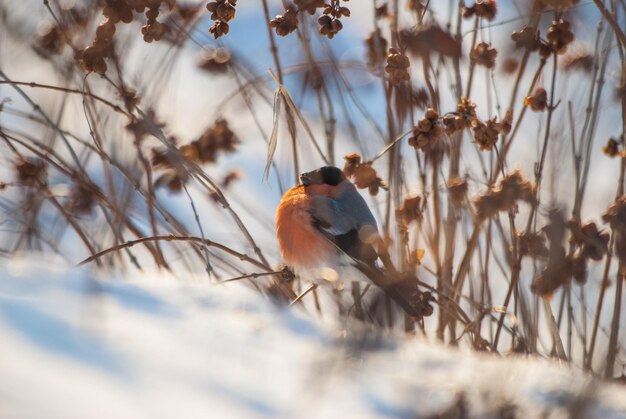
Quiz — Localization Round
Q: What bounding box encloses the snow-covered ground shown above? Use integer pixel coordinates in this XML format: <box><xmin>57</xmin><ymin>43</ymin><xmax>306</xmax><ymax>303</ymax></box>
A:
<box><xmin>1</xmin><ymin>256</ymin><xmax>625</xmax><ymax>419</ymax></box>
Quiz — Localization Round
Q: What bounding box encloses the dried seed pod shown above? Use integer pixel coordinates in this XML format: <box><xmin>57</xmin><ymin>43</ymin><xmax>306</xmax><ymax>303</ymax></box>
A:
<box><xmin>396</xmin><ymin>196</ymin><xmax>423</xmax><ymax>225</ymax></box>
<box><xmin>385</xmin><ymin>47</ymin><xmax>410</xmax><ymax>84</ymax></box>
<box><xmin>270</xmin><ymin>7</ymin><xmax>298</xmax><ymax>36</ymax></box>
<box><xmin>208</xmin><ymin>0</ymin><xmax>237</xmax><ymax>39</ymax></box>
<box><xmin>470</xmin><ymin>42</ymin><xmax>497</xmax><ymax>69</ymax></box>
<box><xmin>463</xmin><ymin>0</ymin><xmax>497</xmax><ymax>21</ymax></box>
<box><xmin>471</xmin><ymin>117</ymin><xmax>500</xmax><ymax>151</ymax></box>
<box><xmin>602</xmin><ymin>138</ymin><xmax>622</xmax><ymax>158</ymax></box>
<box><xmin>474</xmin><ymin>170</ymin><xmax>535</xmax><ymax>220</ymax></box>
<box><xmin>524</xmin><ymin>87</ymin><xmax>548</xmax><ymax>112</ymax></box>
<box><xmin>408</xmin><ymin>108</ymin><xmax>442</xmax><ymax>151</ymax></box>
<box><xmin>511</xmin><ymin>26</ymin><xmax>541</xmax><ymax>51</ymax></box>
<box><xmin>547</xmin><ymin>19</ymin><xmax>574</xmax><ymax>54</ymax></box>
<box><xmin>342</xmin><ymin>156</ymin><xmax>386</xmax><ymax>196</ymax></box>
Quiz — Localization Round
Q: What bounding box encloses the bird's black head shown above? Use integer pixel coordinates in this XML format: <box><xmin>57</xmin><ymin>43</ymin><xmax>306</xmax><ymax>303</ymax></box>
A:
<box><xmin>300</xmin><ymin>166</ymin><xmax>345</xmax><ymax>186</ymax></box>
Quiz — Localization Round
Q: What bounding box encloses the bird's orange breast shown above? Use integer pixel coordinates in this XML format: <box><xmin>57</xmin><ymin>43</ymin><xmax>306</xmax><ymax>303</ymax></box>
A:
<box><xmin>275</xmin><ymin>184</ymin><xmax>336</xmax><ymax>269</ymax></box>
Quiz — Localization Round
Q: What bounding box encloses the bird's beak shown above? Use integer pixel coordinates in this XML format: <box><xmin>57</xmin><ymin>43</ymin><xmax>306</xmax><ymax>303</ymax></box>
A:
<box><xmin>300</xmin><ymin>173</ymin><xmax>311</xmax><ymax>186</ymax></box>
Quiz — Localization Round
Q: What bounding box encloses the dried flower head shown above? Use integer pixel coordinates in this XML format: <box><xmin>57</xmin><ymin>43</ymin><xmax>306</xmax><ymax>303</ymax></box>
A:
<box><xmin>547</xmin><ymin>19</ymin><xmax>574</xmax><ymax>54</ymax></box>
<box><xmin>602</xmin><ymin>138</ymin><xmax>623</xmax><ymax>158</ymax></box>
<box><xmin>207</xmin><ymin>0</ymin><xmax>237</xmax><ymax>39</ymax></box>
<box><xmin>396</xmin><ymin>196</ymin><xmax>423</xmax><ymax>225</ymax></box>
<box><xmin>474</xmin><ymin>170</ymin><xmax>535</xmax><ymax>220</ymax></box>
<box><xmin>511</xmin><ymin>26</ymin><xmax>541</xmax><ymax>51</ymax></box>
<box><xmin>385</xmin><ymin>48</ymin><xmax>410</xmax><ymax>84</ymax></box>
<box><xmin>501</xmin><ymin>110</ymin><xmax>513</xmax><ymax>135</ymax></box>
<box><xmin>470</xmin><ymin>42</ymin><xmax>497</xmax><ymax>68</ymax></box>
<box><xmin>180</xmin><ymin>118</ymin><xmax>238</xmax><ymax>163</ymax></box>
<box><xmin>408</xmin><ymin>108</ymin><xmax>442</xmax><ymax>151</ymax></box>
<box><xmin>463</xmin><ymin>0</ymin><xmax>497</xmax><ymax>21</ymax></box>
<box><xmin>568</xmin><ymin>220</ymin><xmax>609</xmax><ymax>261</ymax></box>
<box><xmin>524</xmin><ymin>87</ymin><xmax>548</xmax><ymax>112</ymax></box>
<box><xmin>270</xmin><ymin>7</ymin><xmax>298</xmax><ymax>36</ymax></box>
<box><xmin>342</xmin><ymin>154</ymin><xmax>386</xmax><ymax>196</ymax></box>
<box><xmin>471</xmin><ymin>117</ymin><xmax>500</xmax><ymax>151</ymax></box>
<box><xmin>442</xmin><ymin>97</ymin><xmax>477</xmax><ymax>135</ymax></box>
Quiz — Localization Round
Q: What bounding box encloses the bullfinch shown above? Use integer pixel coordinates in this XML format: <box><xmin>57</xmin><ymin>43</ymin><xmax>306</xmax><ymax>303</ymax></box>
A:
<box><xmin>275</xmin><ymin>166</ymin><xmax>422</xmax><ymax>318</ymax></box>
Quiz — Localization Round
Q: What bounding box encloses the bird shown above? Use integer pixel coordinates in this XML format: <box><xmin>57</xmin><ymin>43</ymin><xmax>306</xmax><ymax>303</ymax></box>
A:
<box><xmin>275</xmin><ymin>166</ymin><xmax>424</xmax><ymax>318</ymax></box>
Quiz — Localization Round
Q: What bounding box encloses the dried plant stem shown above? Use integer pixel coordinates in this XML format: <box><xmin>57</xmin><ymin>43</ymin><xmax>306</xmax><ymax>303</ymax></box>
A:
<box><xmin>494</xmin><ymin>52</ymin><xmax>560</xmax><ymax>351</ymax></box>
<box><xmin>78</xmin><ymin>235</ymin><xmax>271</xmax><ymax>271</ymax></box>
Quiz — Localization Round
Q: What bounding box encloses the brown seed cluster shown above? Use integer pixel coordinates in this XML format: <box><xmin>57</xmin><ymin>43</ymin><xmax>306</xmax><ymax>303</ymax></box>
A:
<box><xmin>463</xmin><ymin>0</ymin><xmax>497</xmax><ymax>21</ymax></box>
<box><xmin>342</xmin><ymin>153</ymin><xmax>386</xmax><ymax>196</ymax></box>
<box><xmin>270</xmin><ymin>7</ymin><xmax>298</xmax><ymax>36</ymax></box>
<box><xmin>524</xmin><ymin>87</ymin><xmax>548</xmax><ymax>112</ymax></box>
<box><xmin>442</xmin><ymin>97</ymin><xmax>477</xmax><ymax>135</ymax></box>
<box><xmin>470</xmin><ymin>42</ymin><xmax>497</xmax><ymax>69</ymax></box>
<box><xmin>603</xmin><ymin>138</ymin><xmax>624</xmax><ymax>158</ymax></box>
<box><xmin>385</xmin><ymin>48</ymin><xmax>410</xmax><ymax>84</ymax></box>
<box><xmin>568</xmin><ymin>219</ymin><xmax>610</xmax><ymax>262</ymax></box>
<box><xmin>511</xmin><ymin>26</ymin><xmax>541</xmax><ymax>51</ymax></box>
<box><xmin>471</xmin><ymin>117</ymin><xmax>502</xmax><ymax>151</ymax></box>
<box><xmin>207</xmin><ymin>0</ymin><xmax>237</xmax><ymax>39</ymax></box>
<box><xmin>78</xmin><ymin>0</ymin><xmax>174</xmax><ymax>74</ymax></box>
<box><xmin>409</xmin><ymin>108</ymin><xmax>442</xmax><ymax>151</ymax></box>
<box><xmin>396</xmin><ymin>195</ymin><xmax>424</xmax><ymax>226</ymax></box>
<box><xmin>547</xmin><ymin>19</ymin><xmax>574</xmax><ymax>55</ymax></box>
<box><xmin>511</xmin><ymin>19</ymin><xmax>574</xmax><ymax>58</ymax></box>
<box><xmin>318</xmin><ymin>1</ymin><xmax>350</xmax><ymax>39</ymax></box>
<box><xmin>270</xmin><ymin>0</ymin><xmax>349</xmax><ymax>39</ymax></box>
<box><xmin>474</xmin><ymin>170</ymin><xmax>536</xmax><ymax>220</ymax></box>
<box><xmin>180</xmin><ymin>119</ymin><xmax>238</xmax><ymax>163</ymax></box>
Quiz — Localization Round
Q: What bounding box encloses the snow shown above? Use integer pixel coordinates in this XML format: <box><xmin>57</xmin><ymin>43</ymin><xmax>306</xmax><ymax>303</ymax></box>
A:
<box><xmin>1</xmin><ymin>256</ymin><xmax>625</xmax><ymax>419</ymax></box>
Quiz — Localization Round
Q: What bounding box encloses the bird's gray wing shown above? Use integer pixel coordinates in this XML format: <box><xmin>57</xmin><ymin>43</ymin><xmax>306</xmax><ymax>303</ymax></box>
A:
<box><xmin>309</xmin><ymin>182</ymin><xmax>378</xmax><ymax>235</ymax></box>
